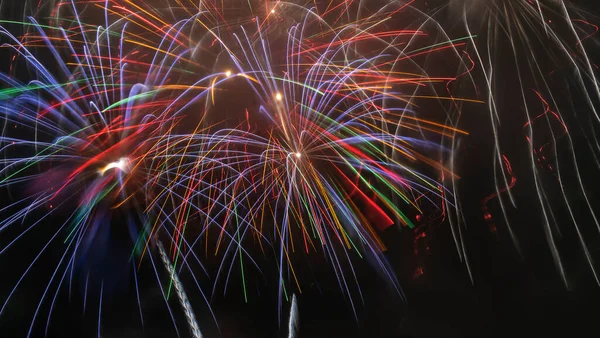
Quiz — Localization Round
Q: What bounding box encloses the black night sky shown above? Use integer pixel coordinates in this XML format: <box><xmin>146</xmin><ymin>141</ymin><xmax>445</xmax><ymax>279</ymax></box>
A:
<box><xmin>2</xmin><ymin>1</ymin><xmax>600</xmax><ymax>337</ymax></box>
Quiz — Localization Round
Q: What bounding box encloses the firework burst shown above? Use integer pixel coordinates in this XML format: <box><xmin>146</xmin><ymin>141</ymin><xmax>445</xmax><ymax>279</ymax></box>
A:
<box><xmin>156</xmin><ymin>0</ymin><xmax>478</xmax><ymax>319</ymax></box>
<box><xmin>441</xmin><ymin>0</ymin><xmax>600</xmax><ymax>286</ymax></box>
<box><xmin>0</xmin><ymin>1</ymin><xmax>228</xmax><ymax>335</ymax></box>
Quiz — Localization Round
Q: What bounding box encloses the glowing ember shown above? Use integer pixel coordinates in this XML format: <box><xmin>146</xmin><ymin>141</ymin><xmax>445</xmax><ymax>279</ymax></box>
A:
<box><xmin>98</xmin><ymin>158</ymin><xmax>129</xmax><ymax>176</ymax></box>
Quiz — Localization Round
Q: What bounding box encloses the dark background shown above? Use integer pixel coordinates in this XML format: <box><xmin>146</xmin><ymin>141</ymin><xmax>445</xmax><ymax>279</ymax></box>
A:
<box><xmin>2</xmin><ymin>0</ymin><xmax>600</xmax><ymax>337</ymax></box>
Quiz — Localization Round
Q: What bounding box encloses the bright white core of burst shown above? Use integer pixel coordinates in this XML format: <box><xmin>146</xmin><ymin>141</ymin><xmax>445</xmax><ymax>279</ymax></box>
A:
<box><xmin>99</xmin><ymin>158</ymin><xmax>129</xmax><ymax>176</ymax></box>
<box><xmin>295</xmin><ymin>152</ymin><xmax>302</xmax><ymax>158</ymax></box>
<box><xmin>225</xmin><ymin>70</ymin><xmax>232</xmax><ymax>77</ymax></box>
<box><xmin>271</xmin><ymin>9</ymin><xmax>275</xmax><ymax>14</ymax></box>
<box><xmin>275</xmin><ymin>93</ymin><xmax>283</xmax><ymax>101</ymax></box>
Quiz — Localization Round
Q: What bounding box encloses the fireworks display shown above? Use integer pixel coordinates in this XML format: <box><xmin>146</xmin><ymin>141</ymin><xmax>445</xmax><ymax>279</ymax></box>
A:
<box><xmin>1</xmin><ymin>0</ymin><xmax>599</xmax><ymax>337</ymax></box>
